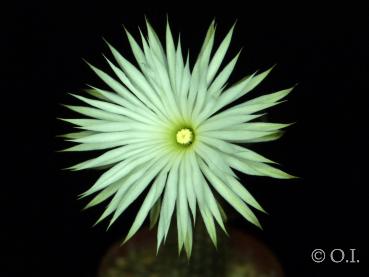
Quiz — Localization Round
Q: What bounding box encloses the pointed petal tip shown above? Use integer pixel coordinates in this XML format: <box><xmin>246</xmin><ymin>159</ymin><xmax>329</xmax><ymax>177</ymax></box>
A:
<box><xmin>121</xmin><ymin>236</ymin><xmax>130</xmax><ymax>246</ymax></box>
<box><xmin>222</xmin><ymin>227</ymin><xmax>229</xmax><ymax>237</ymax></box>
<box><xmin>106</xmin><ymin>219</ymin><xmax>115</xmax><ymax>231</ymax></box>
<box><xmin>82</xmin><ymin>58</ymin><xmax>92</xmax><ymax>67</ymax></box>
<box><xmin>92</xmin><ymin>219</ymin><xmax>101</xmax><ymax>228</ymax></box>
<box><xmin>262</xmin><ymin>208</ymin><xmax>269</xmax><ymax>215</ymax></box>
<box><xmin>101</xmin><ymin>37</ymin><xmax>110</xmax><ymax>45</ymax></box>
<box><xmin>232</xmin><ymin>19</ymin><xmax>238</xmax><ymax>28</ymax></box>
<box><xmin>257</xmin><ymin>223</ymin><xmax>263</xmax><ymax>231</ymax></box>
<box><xmin>81</xmin><ymin>205</ymin><xmax>91</xmax><ymax>212</ymax></box>
<box><xmin>61</xmin><ymin>165</ymin><xmax>75</xmax><ymax>171</ymax></box>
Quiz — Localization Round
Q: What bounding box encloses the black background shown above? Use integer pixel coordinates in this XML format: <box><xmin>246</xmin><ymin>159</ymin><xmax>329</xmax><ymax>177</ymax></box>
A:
<box><xmin>3</xmin><ymin>2</ymin><xmax>368</xmax><ymax>276</ymax></box>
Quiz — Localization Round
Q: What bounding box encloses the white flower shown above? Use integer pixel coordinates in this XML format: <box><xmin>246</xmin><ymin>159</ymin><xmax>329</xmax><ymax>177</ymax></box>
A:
<box><xmin>61</xmin><ymin>19</ymin><xmax>295</xmax><ymax>257</ymax></box>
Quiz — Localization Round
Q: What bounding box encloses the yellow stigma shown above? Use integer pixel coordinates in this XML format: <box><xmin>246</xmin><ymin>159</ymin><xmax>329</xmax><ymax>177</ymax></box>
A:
<box><xmin>176</xmin><ymin>128</ymin><xmax>193</xmax><ymax>145</ymax></box>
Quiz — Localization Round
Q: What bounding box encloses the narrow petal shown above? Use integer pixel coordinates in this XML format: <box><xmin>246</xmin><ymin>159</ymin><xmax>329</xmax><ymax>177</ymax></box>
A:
<box><xmin>199</xmin><ymin>158</ymin><xmax>262</xmax><ymax>228</ymax></box>
<box><xmin>69</xmin><ymin>141</ymin><xmax>157</xmax><ymax>171</ymax></box>
<box><xmin>81</xmin><ymin>144</ymin><xmax>167</xmax><ymax>197</ymax></box>
<box><xmin>109</xmin><ymin>155</ymin><xmax>171</xmax><ymax>228</ymax></box>
<box><xmin>157</xmin><ymin>155</ymin><xmax>182</xmax><ymax>250</ymax></box>
<box><xmin>64</xmin><ymin>105</ymin><xmax>127</xmax><ymax>121</ymax></box>
<box><xmin>123</xmin><ymin>167</ymin><xmax>169</xmax><ymax>242</ymax></box>
<box><xmin>207</xmin><ymin>23</ymin><xmax>236</xmax><ymax>84</ymax></box>
<box><xmin>226</xmin><ymin>155</ymin><xmax>295</xmax><ymax>179</ymax></box>
<box><xmin>208</xmin><ymin>51</ymin><xmax>241</xmax><ymax>97</ymax></box>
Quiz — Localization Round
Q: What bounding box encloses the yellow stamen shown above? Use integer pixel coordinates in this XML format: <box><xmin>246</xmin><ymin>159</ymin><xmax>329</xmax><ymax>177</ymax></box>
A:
<box><xmin>176</xmin><ymin>128</ymin><xmax>193</xmax><ymax>145</ymax></box>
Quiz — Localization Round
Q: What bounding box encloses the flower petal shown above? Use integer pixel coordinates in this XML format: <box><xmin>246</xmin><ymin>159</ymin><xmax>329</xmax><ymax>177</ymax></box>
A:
<box><xmin>199</xmin><ymin>158</ymin><xmax>262</xmax><ymax>228</ymax></box>
<box><xmin>207</xmin><ymin>23</ymin><xmax>236</xmax><ymax>85</ymax></box>
<box><xmin>109</xmin><ymin>155</ymin><xmax>171</xmax><ymax>228</ymax></box>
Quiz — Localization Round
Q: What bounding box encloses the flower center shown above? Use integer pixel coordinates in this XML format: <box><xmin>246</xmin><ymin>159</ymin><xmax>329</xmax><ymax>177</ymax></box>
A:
<box><xmin>176</xmin><ymin>128</ymin><xmax>193</xmax><ymax>145</ymax></box>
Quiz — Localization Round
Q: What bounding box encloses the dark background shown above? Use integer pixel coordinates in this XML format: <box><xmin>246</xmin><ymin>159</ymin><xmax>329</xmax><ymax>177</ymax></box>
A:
<box><xmin>3</xmin><ymin>2</ymin><xmax>368</xmax><ymax>276</ymax></box>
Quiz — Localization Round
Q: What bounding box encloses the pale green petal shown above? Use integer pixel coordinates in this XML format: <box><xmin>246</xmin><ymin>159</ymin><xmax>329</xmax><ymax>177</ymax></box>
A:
<box><xmin>197</xmin><ymin>114</ymin><xmax>262</xmax><ymax>132</ymax></box>
<box><xmin>213</xmin><ymin>66</ymin><xmax>275</xmax><ymax>114</ymax></box>
<box><xmin>230</xmin><ymin>144</ymin><xmax>276</xmax><ymax>164</ymax></box>
<box><xmin>207</xmin><ymin>23</ymin><xmax>235</xmax><ymax>84</ymax></box>
<box><xmin>83</xmin><ymin>179</ymin><xmax>122</xmax><ymax>209</ymax></box>
<box><xmin>86</xmin><ymin>86</ymin><xmax>165</xmax><ymax>126</ymax></box>
<box><xmin>180</xmin><ymin>54</ymin><xmax>191</xmax><ymax>96</ymax></box>
<box><xmin>58</xmin><ymin>130</ymin><xmax>95</xmax><ymax>139</ymax></box>
<box><xmin>64</xmin><ymin>105</ymin><xmax>127</xmax><ymax>121</ymax></box>
<box><xmin>104</xmin><ymin>41</ymin><xmax>168</xmax><ymax>118</ymax></box>
<box><xmin>81</xmin><ymin>144</ymin><xmax>166</xmax><ymax>197</ymax></box>
<box><xmin>94</xmin><ymin>161</ymin><xmax>154</xmax><ymax>225</ymax></box>
<box><xmin>60</xmin><ymin>140</ymin><xmax>127</xmax><ymax>152</ymax></box>
<box><xmin>188</xmin><ymin>152</ymin><xmax>205</xmax><ymax>206</ymax></box>
<box><xmin>199</xmin><ymin>206</ymin><xmax>217</xmax><ymax>246</ymax></box>
<box><xmin>215</xmin><ymin>199</ymin><xmax>227</xmax><ymax>222</ymax></box>
<box><xmin>69</xmin><ymin>141</ymin><xmax>157</xmax><ymax>170</ymax></box>
<box><xmin>124</xmin><ymin>28</ymin><xmax>147</xmax><ymax>71</ymax></box>
<box><xmin>197</xmin><ymin>20</ymin><xmax>216</xmax><ymax>60</ymax></box>
<box><xmin>157</xmin><ymin>155</ymin><xmax>182</xmax><ymax>251</ymax></box>
<box><xmin>184</xmin><ymin>154</ymin><xmax>196</xmax><ymax>222</ymax></box>
<box><xmin>243</xmin><ymin>65</ymin><xmax>275</xmax><ymax>93</ymax></box>
<box><xmin>248</xmin><ymin>161</ymin><xmax>296</xmax><ymax>179</ymax></box>
<box><xmin>184</xmin><ymin>215</ymin><xmax>193</xmax><ymax>258</ymax></box>
<box><xmin>149</xmin><ymin>198</ymin><xmax>161</xmax><ymax>229</ymax></box>
<box><xmin>201</xmin><ymin>129</ymin><xmax>277</xmax><ymax>142</ymax></box>
<box><xmin>85</xmin><ymin>61</ymin><xmax>134</xmax><ymax>97</ymax></box>
<box><xmin>198</xmin><ymin>136</ymin><xmax>275</xmax><ymax>164</ymax></box>
<box><xmin>213</xmin><ymin>73</ymin><xmax>256</xmax><ymax>112</ymax></box>
<box><xmin>226</xmin><ymin>155</ymin><xmax>295</xmax><ymax>179</ymax></box>
<box><xmin>196</xmin><ymin>136</ymin><xmax>237</xmax><ymax>155</ymax></box>
<box><xmin>166</xmin><ymin>20</ymin><xmax>176</xmax><ymax>89</ymax></box>
<box><xmin>179</xmin><ymin>55</ymin><xmax>191</xmax><ymax>119</ymax></box>
<box><xmin>139</xmin><ymin>29</ymin><xmax>156</xmax><ymax>73</ymax></box>
<box><xmin>84</xmin><ymin>88</ymin><xmax>112</xmax><ymax>102</ymax></box>
<box><xmin>145</xmin><ymin>19</ymin><xmax>166</xmax><ymax>65</ymax></box>
<box><xmin>104</xmin><ymin>41</ymin><xmax>156</xmax><ymax>96</ymax></box>
<box><xmin>174</xmin><ymin>37</ymin><xmax>184</xmax><ymax>95</ymax></box>
<box><xmin>109</xmin><ymin>155</ymin><xmax>170</xmax><ymax>228</ymax></box>
<box><xmin>203</xmin><ymin>182</ymin><xmax>227</xmax><ymax>233</ymax></box>
<box><xmin>76</xmin><ymin>122</ymin><xmax>152</xmax><ymax>133</ymax></box>
<box><xmin>199</xmin><ymin>158</ymin><xmax>262</xmax><ymax>228</ymax></box>
<box><xmin>195</xmin><ymin>142</ymin><xmax>236</xmax><ymax>178</ymax></box>
<box><xmin>226</xmin><ymin>155</ymin><xmax>266</xmax><ymax>176</ymax></box>
<box><xmin>191</xmin><ymin>63</ymin><xmax>209</xmax><ymax>120</ymax></box>
<box><xmin>188</xmin><ymin>22</ymin><xmax>215</xmax><ymax>117</ymax></box>
<box><xmin>176</xmin><ymin>161</ymin><xmax>189</xmax><ymax>253</ymax></box>
<box><xmin>242</xmin><ymin>131</ymin><xmax>284</xmax><ymax>143</ymax></box>
<box><xmin>101</xmin><ymin>56</ymin><xmax>160</xmax><ymax>113</ymax></box>
<box><xmin>189</xmin><ymin>153</ymin><xmax>226</xmax><ymax>233</ymax></box>
<box><xmin>123</xmin><ymin>168</ymin><xmax>169</xmax><ymax>242</ymax></box>
<box><xmin>70</xmin><ymin>93</ymin><xmax>155</xmax><ymax>126</ymax></box>
<box><xmin>149</xmin><ymin>48</ymin><xmax>180</xmax><ymax>119</ymax></box>
<box><xmin>208</xmin><ymin>51</ymin><xmax>241</xmax><ymax>97</ymax></box>
<box><xmin>225</xmin><ymin>176</ymin><xmax>266</xmax><ymax>213</ymax></box>
<box><xmin>222</xmin><ymin>87</ymin><xmax>294</xmax><ymax>116</ymax></box>
<box><xmin>224</xmin><ymin>122</ymin><xmax>291</xmax><ymax>132</ymax></box>
<box><xmin>60</xmin><ymin>118</ymin><xmax>115</xmax><ymax>128</ymax></box>
<box><xmin>193</xmin><ymin>94</ymin><xmax>217</xmax><ymax>126</ymax></box>
<box><xmin>70</xmin><ymin>131</ymin><xmax>153</xmax><ymax>144</ymax></box>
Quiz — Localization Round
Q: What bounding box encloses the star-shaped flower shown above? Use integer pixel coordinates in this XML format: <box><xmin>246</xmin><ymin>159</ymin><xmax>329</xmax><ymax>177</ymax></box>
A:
<box><xmin>61</xmin><ymin>19</ymin><xmax>295</xmax><ymax>257</ymax></box>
